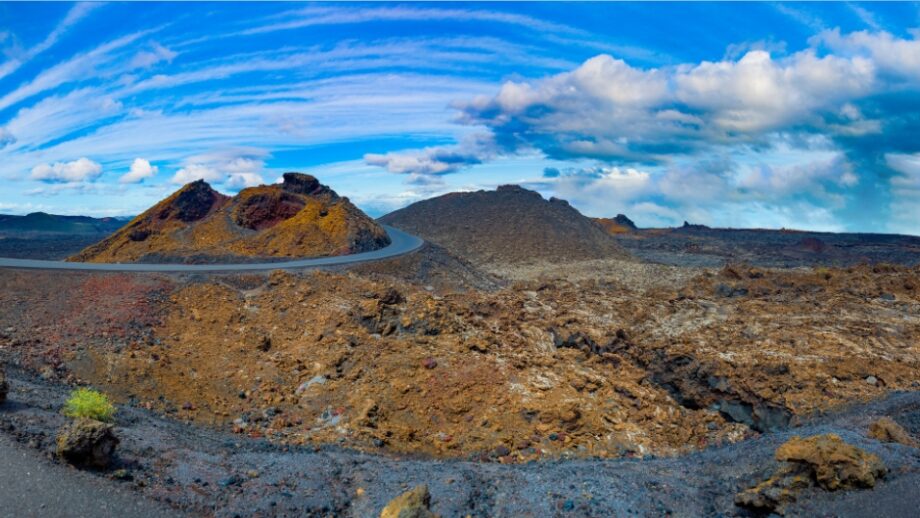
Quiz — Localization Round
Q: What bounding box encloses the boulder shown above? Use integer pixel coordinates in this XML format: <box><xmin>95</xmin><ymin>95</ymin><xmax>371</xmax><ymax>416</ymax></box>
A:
<box><xmin>734</xmin><ymin>469</ymin><xmax>811</xmax><ymax>515</ymax></box>
<box><xmin>868</xmin><ymin>417</ymin><xmax>918</xmax><ymax>448</ymax></box>
<box><xmin>775</xmin><ymin>434</ymin><xmax>886</xmax><ymax>491</ymax></box>
<box><xmin>56</xmin><ymin>418</ymin><xmax>119</xmax><ymax>468</ymax></box>
<box><xmin>0</xmin><ymin>365</ymin><xmax>7</xmax><ymax>405</ymax></box>
<box><xmin>380</xmin><ymin>484</ymin><xmax>438</xmax><ymax>518</ymax></box>
<box><xmin>736</xmin><ymin>434</ymin><xmax>886</xmax><ymax>515</ymax></box>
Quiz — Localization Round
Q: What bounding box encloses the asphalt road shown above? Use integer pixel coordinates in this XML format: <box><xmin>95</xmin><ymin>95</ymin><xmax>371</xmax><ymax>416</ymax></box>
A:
<box><xmin>0</xmin><ymin>225</ymin><xmax>423</xmax><ymax>273</ymax></box>
<box><xmin>0</xmin><ymin>434</ymin><xmax>182</xmax><ymax>518</ymax></box>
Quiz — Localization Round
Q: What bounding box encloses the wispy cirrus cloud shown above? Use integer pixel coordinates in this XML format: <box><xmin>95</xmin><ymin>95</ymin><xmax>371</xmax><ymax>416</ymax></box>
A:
<box><xmin>241</xmin><ymin>5</ymin><xmax>588</xmax><ymax>38</ymax></box>
<box><xmin>0</xmin><ymin>2</ymin><xmax>102</xmax><ymax>81</ymax></box>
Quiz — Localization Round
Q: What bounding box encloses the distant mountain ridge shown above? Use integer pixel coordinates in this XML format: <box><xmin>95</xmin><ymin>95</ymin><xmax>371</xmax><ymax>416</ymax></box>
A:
<box><xmin>70</xmin><ymin>173</ymin><xmax>390</xmax><ymax>264</ymax></box>
<box><xmin>0</xmin><ymin>212</ymin><xmax>127</xmax><ymax>235</ymax></box>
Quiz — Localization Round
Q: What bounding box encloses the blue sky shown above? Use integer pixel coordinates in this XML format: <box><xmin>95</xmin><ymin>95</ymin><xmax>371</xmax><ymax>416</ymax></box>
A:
<box><xmin>2</xmin><ymin>2</ymin><xmax>920</xmax><ymax>234</ymax></box>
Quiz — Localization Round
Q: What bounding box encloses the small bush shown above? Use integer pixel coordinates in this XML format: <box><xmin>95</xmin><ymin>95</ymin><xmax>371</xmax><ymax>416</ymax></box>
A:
<box><xmin>63</xmin><ymin>388</ymin><xmax>116</xmax><ymax>422</ymax></box>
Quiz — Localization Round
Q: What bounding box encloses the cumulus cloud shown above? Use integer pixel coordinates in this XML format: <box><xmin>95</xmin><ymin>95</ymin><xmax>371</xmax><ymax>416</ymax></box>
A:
<box><xmin>368</xmin><ymin>29</ymin><xmax>920</xmax><ymax>182</ymax></box>
<box><xmin>120</xmin><ymin>158</ymin><xmax>158</xmax><ymax>183</ymax></box>
<box><xmin>30</xmin><ymin>157</ymin><xmax>102</xmax><ymax>183</ymax></box>
<box><xmin>171</xmin><ymin>163</ymin><xmax>223</xmax><ymax>184</ymax></box>
<box><xmin>171</xmin><ymin>150</ymin><xmax>266</xmax><ymax>188</ymax></box>
<box><xmin>225</xmin><ymin>172</ymin><xmax>264</xmax><ymax>189</ymax></box>
<box><xmin>457</xmin><ymin>46</ymin><xmax>883</xmax><ymax>164</ymax></box>
<box><xmin>886</xmin><ymin>153</ymin><xmax>920</xmax><ymax>234</ymax></box>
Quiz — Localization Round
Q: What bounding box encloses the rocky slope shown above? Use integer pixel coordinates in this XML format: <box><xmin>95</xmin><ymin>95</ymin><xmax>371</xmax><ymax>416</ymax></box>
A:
<box><xmin>70</xmin><ymin>173</ymin><xmax>390</xmax><ymax>264</ymax></box>
<box><xmin>3</xmin><ymin>261</ymin><xmax>918</xmax><ymax>461</ymax></box>
<box><xmin>380</xmin><ymin>185</ymin><xmax>630</xmax><ymax>268</ymax></box>
<box><xmin>594</xmin><ymin>214</ymin><xmax>638</xmax><ymax>235</ymax></box>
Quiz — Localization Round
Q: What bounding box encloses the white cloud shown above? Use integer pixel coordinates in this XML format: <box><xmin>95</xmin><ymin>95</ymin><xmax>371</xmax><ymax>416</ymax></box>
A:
<box><xmin>171</xmin><ymin>151</ymin><xmax>267</xmax><ymax>187</ymax></box>
<box><xmin>814</xmin><ymin>29</ymin><xmax>920</xmax><ymax>81</ymax></box>
<box><xmin>225</xmin><ymin>172</ymin><xmax>264</xmax><ymax>189</ymax></box>
<box><xmin>171</xmin><ymin>163</ymin><xmax>223</xmax><ymax>184</ymax></box>
<box><xmin>886</xmin><ymin>153</ymin><xmax>920</xmax><ymax>235</ymax></box>
<box><xmin>242</xmin><ymin>5</ymin><xmax>585</xmax><ymax>37</ymax></box>
<box><xmin>30</xmin><ymin>157</ymin><xmax>103</xmax><ymax>183</ymax></box>
<box><xmin>365</xmin><ymin>134</ymin><xmax>496</xmax><ymax>177</ymax></box>
<box><xmin>120</xmin><ymin>158</ymin><xmax>158</xmax><ymax>183</ymax></box>
<box><xmin>129</xmin><ymin>42</ymin><xmax>178</xmax><ymax>69</ymax></box>
<box><xmin>0</xmin><ymin>127</ymin><xmax>15</xmax><ymax>148</ymax></box>
<box><xmin>0</xmin><ymin>3</ymin><xmax>101</xmax><ymax>81</ymax></box>
<box><xmin>0</xmin><ymin>29</ymin><xmax>152</xmax><ymax>112</ymax></box>
<box><xmin>445</xmin><ymin>30</ymin><xmax>920</xmax><ymax>173</ymax></box>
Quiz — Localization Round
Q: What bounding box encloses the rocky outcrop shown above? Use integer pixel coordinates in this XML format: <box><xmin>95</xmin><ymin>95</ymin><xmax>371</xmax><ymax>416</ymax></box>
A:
<box><xmin>868</xmin><ymin>417</ymin><xmax>918</xmax><ymax>447</ymax></box>
<box><xmin>594</xmin><ymin>214</ymin><xmax>638</xmax><ymax>235</ymax></box>
<box><xmin>56</xmin><ymin>418</ymin><xmax>119</xmax><ymax>468</ymax></box>
<box><xmin>70</xmin><ymin>173</ymin><xmax>389</xmax><ymax>264</ymax></box>
<box><xmin>380</xmin><ymin>484</ymin><xmax>438</xmax><ymax>518</ymax></box>
<box><xmin>736</xmin><ymin>434</ymin><xmax>886</xmax><ymax>514</ymax></box>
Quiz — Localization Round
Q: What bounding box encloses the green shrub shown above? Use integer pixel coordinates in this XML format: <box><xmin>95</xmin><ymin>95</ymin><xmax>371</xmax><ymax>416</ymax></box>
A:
<box><xmin>63</xmin><ymin>388</ymin><xmax>116</xmax><ymax>422</ymax></box>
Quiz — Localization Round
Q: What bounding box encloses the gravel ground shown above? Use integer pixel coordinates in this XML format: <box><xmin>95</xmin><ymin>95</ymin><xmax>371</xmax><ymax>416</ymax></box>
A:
<box><xmin>1</xmin><ymin>367</ymin><xmax>918</xmax><ymax>517</ymax></box>
<box><xmin>0</xmin><ymin>433</ymin><xmax>181</xmax><ymax>518</ymax></box>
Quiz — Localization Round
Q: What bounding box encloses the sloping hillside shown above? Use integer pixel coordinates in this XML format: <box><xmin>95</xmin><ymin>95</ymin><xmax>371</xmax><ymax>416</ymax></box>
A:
<box><xmin>70</xmin><ymin>173</ymin><xmax>390</xmax><ymax>263</ymax></box>
<box><xmin>380</xmin><ymin>185</ymin><xmax>630</xmax><ymax>266</ymax></box>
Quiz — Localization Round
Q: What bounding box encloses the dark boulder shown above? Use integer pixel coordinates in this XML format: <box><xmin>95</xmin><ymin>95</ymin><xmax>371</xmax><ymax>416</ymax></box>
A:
<box><xmin>0</xmin><ymin>365</ymin><xmax>7</xmax><ymax>405</ymax></box>
<box><xmin>56</xmin><ymin>418</ymin><xmax>119</xmax><ymax>468</ymax></box>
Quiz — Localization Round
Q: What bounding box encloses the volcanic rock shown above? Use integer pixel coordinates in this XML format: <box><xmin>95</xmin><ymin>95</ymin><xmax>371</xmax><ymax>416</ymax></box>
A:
<box><xmin>380</xmin><ymin>184</ymin><xmax>629</xmax><ymax>267</ymax></box>
<box><xmin>380</xmin><ymin>484</ymin><xmax>437</xmax><ymax>518</ymax></box>
<box><xmin>868</xmin><ymin>417</ymin><xmax>918</xmax><ymax>447</ymax></box>
<box><xmin>70</xmin><ymin>173</ymin><xmax>390</xmax><ymax>264</ymax></box>
<box><xmin>594</xmin><ymin>214</ymin><xmax>638</xmax><ymax>234</ymax></box>
<box><xmin>56</xmin><ymin>418</ymin><xmax>120</xmax><ymax>468</ymax></box>
<box><xmin>736</xmin><ymin>434</ymin><xmax>886</xmax><ymax>514</ymax></box>
<box><xmin>0</xmin><ymin>364</ymin><xmax>7</xmax><ymax>405</ymax></box>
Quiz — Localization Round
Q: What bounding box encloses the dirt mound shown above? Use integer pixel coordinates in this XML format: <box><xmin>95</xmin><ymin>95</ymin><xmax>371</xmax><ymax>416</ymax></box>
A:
<box><xmin>594</xmin><ymin>214</ymin><xmax>637</xmax><ymax>235</ymax></box>
<box><xmin>380</xmin><ymin>185</ymin><xmax>630</xmax><ymax>268</ymax></box>
<box><xmin>868</xmin><ymin>417</ymin><xmax>918</xmax><ymax>447</ymax></box>
<box><xmin>70</xmin><ymin>173</ymin><xmax>390</xmax><ymax>264</ymax></box>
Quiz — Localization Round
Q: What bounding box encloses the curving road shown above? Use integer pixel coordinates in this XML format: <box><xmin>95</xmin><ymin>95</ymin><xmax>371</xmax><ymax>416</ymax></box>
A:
<box><xmin>0</xmin><ymin>225</ymin><xmax>423</xmax><ymax>273</ymax></box>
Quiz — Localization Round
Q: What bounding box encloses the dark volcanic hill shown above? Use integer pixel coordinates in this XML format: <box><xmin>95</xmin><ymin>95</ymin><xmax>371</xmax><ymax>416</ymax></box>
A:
<box><xmin>380</xmin><ymin>184</ymin><xmax>630</xmax><ymax>266</ymax></box>
<box><xmin>0</xmin><ymin>212</ymin><xmax>125</xmax><ymax>235</ymax></box>
<box><xmin>70</xmin><ymin>173</ymin><xmax>390</xmax><ymax>264</ymax></box>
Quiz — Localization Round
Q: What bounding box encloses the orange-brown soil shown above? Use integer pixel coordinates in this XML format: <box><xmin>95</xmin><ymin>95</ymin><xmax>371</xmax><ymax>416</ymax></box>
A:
<box><xmin>3</xmin><ymin>261</ymin><xmax>918</xmax><ymax>462</ymax></box>
<box><xmin>70</xmin><ymin>173</ymin><xmax>389</xmax><ymax>263</ymax></box>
